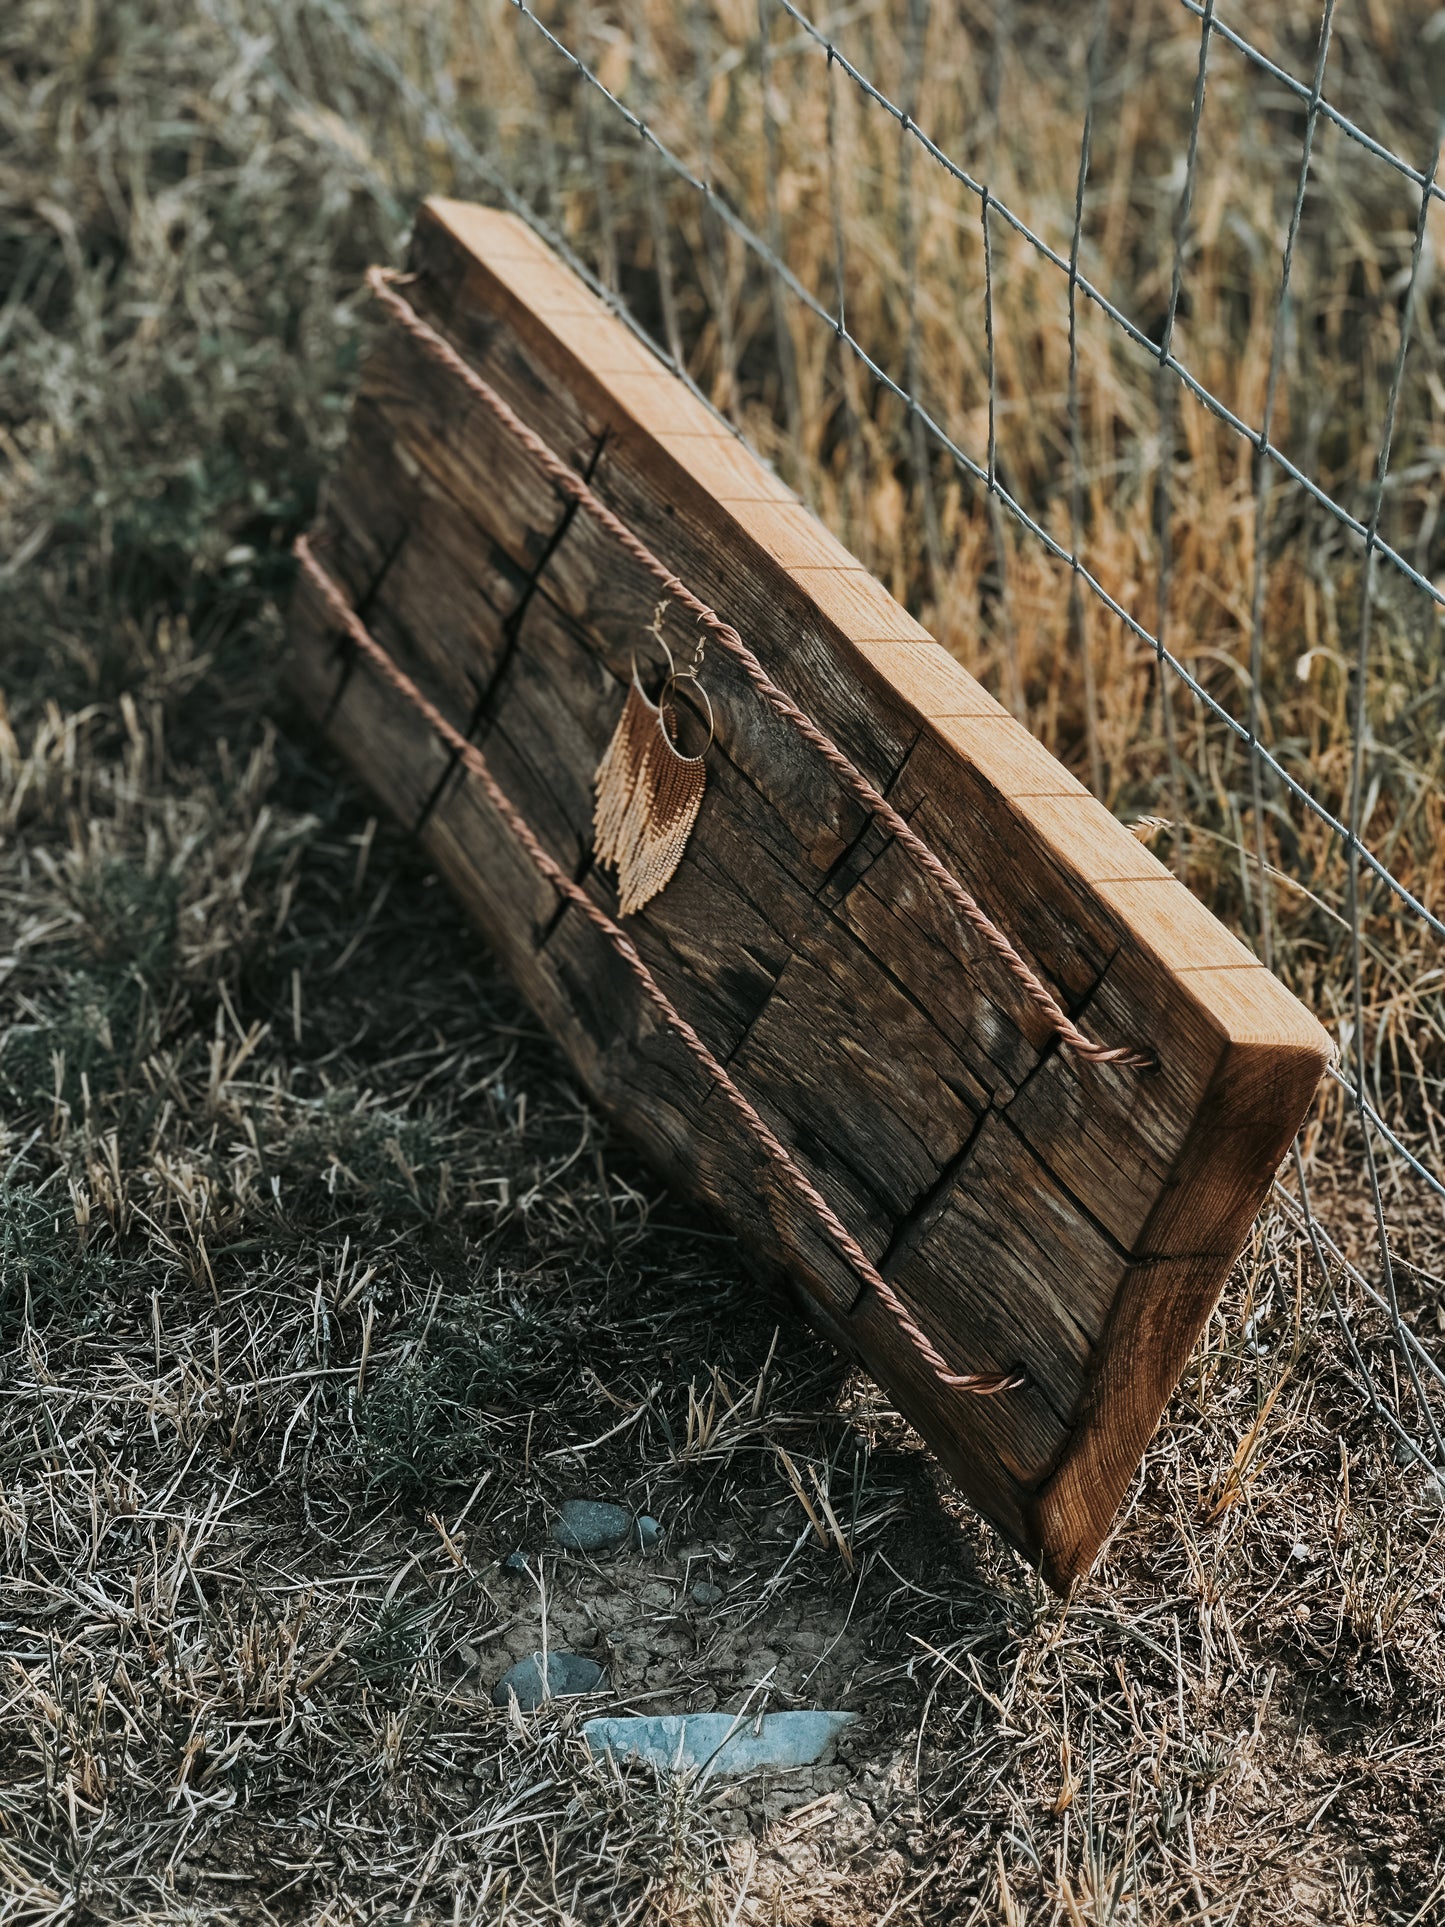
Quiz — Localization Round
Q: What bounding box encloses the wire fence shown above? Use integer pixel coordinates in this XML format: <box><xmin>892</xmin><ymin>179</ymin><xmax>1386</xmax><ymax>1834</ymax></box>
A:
<box><xmin>219</xmin><ymin>0</ymin><xmax>1445</xmax><ymax>1480</ymax></box>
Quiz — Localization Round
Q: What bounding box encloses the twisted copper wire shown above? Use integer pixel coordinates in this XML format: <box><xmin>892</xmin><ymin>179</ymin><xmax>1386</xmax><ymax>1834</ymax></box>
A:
<box><xmin>295</xmin><ymin>535</ymin><xmax>1021</xmax><ymax>1397</ymax></box>
<box><xmin>365</xmin><ymin>264</ymin><xmax>1151</xmax><ymax>1071</ymax></box>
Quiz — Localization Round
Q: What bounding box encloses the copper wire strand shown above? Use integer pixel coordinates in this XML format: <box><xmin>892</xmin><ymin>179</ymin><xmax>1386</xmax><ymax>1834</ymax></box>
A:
<box><xmin>364</xmin><ymin>263</ymin><xmax>1151</xmax><ymax>1071</ymax></box>
<box><xmin>294</xmin><ymin>534</ymin><xmax>1022</xmax><ymax>1397</ymax></box>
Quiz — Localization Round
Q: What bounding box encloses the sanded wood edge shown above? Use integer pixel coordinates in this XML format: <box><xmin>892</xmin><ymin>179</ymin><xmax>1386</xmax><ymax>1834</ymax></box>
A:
<box><xmin>1029</xmin><ymin>1030</ymin><xmax>1329</xmax><ymax>1587</ymax></box>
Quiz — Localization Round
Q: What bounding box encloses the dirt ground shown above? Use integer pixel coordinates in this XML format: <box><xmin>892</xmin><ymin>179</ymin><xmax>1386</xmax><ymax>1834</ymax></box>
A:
<box><xmin>4</xmin><ymin>2</ymin><xmax>1445</xmax><ymax>1922</ymax></box>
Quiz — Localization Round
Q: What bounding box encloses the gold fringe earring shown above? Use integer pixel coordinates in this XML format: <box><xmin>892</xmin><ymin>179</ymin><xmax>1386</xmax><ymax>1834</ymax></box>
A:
<box><xmin>593</xmin><ymin>664</ymin><xmax>656</xmax><ymax>871</ymax></box>
<box><xmin>594</xmin><ymin>660</ymin><xmax>713</xmax><ymax>917</ymax></box>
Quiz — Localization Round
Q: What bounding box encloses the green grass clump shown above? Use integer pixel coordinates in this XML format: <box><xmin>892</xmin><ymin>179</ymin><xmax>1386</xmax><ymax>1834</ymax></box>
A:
<box><xmin>0</xmin><ymin>1181</ymin><xmax>127</xmax><ymax>1342</ymax></box>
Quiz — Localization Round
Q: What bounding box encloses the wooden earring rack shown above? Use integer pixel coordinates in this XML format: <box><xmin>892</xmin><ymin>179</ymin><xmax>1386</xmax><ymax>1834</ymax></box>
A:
<box><xmin>287</xmin><ymin>197</ymin><xmax>1330</xmax><ymax>1588</ymax></box>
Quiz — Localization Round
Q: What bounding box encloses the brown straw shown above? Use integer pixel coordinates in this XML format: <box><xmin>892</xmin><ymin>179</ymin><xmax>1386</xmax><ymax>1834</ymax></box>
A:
<box><xmin>364</xmin><ymin>264</ymin><xmax>1151</xmax><ymax>1072</ymax></box>
<box><xmin>294</xmin><ymin>535</ymin><xmax>1022</xmax><ymax>1397</ymax></box>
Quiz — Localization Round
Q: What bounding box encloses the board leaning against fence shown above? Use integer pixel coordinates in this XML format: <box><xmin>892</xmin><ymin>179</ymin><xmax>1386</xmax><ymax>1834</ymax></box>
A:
<box><xmin>286</xmin><ymin>198</ymin><xmax>1331</xmax><ymax>1587</ymax></box>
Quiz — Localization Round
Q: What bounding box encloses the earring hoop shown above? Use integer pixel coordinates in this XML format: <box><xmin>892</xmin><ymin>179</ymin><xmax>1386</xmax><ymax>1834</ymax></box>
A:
<box><xmin>657</xmin><ymin>671</ymin><xmax>715</xmax><ymax>760</ymax></box>
<box><xmin>628</xmin><ymin>636</ymin><xmax>674</xmax><ymax>703</ymax></box>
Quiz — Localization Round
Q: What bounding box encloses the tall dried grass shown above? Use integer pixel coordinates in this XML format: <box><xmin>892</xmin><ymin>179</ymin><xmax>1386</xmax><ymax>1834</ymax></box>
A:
<box><xmin>3</xmin><ymin>2</ymin><xmax>1445</xmax><ymax>1921</ymax></box>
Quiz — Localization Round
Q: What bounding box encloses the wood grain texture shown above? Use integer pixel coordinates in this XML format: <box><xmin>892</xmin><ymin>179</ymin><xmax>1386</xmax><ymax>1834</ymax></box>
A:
<box><xmin>286</xmin><ymin>198</ymin><xmax>1333</xmax><ymax>1585</ymax></box>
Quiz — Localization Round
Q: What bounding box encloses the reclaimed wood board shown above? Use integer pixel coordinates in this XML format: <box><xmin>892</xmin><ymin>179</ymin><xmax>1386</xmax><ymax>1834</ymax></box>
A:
<box><xmin>286</xmin><ymin>197</ymin><xmax>1332</xmax><ymax>1587</ymax></box>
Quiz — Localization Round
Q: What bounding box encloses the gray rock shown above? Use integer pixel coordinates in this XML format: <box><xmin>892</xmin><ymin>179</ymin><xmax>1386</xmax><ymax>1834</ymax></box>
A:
<box><xmin>690</xmin><ymin>1580</ymin><xmax>724</xmax><ymax>1607</ymax></box>
<box><xmin>551</xmin><ymin>1499</ymin><xmax>633</xmax><ymax>1554</ymax></box>
<box><xmin>501</xmin><ymin>1550</ymin><xmax>530</xmax><ymax>1575</ymax></box>
<box><xmin>632</xmin><ymin>1515</ymin><xmax>663</xmax><ymax>1552</ymax></box>
<box><xmin>492</xmin><ymin>1651</ymin><xmax>604</xmax><ymax>1710</ymax></box>
<box><xmin>583</xmin><ymin>1710</ymin><xmax>855</xmax><ymax>1780</ymax></box>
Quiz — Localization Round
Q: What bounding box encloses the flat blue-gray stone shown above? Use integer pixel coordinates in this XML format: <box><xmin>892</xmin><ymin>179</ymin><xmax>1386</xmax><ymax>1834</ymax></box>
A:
<box><xmin>632</xmin><ymin>1515</ymin><xmax>663</xmax><ymax>1551</ymax></box>
<box><xmin>492</xmin><ymin>1652</ymin><xmax>604</xmax><ymax>1710</ymax></box>
<box><xmin>582</xmin><ymin>1710</ymin><xmax>856</xmax><ymax>1779</ymax></box>
<box><xmin>551</xmin><ymin>1500</ymin><xmax>632</xmax><ymax>1553</ymax></box>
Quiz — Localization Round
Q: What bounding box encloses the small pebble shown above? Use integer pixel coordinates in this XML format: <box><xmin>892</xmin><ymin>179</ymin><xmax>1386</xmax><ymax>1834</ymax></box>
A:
<box><xmin>501</xmin><ymin>1550</ymin><xmax>530</xmax><ymax>1575</ymax></box>
<box><xmin>551</xmin><ymin>1499</ymin><xmax>632</xmax><ymax>1554</ymax></box>
<box><xmin>690</xmin><ymin>1580</ymin><xmax>724</xmax><ymax>1607</ymax></box>
<box><xmin>632</xmin><ymin>1515</ymin><xmax>663</xmax><ymax>1552</ymax></box>
<box><xmin>492</xmin><ymin>1651</ymin><xmax>604</xmax><ymax>1710</ymax></box>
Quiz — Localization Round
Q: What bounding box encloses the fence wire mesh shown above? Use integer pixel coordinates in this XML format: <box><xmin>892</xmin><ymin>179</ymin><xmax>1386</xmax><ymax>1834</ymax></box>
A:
<box><xmin>221</xmin><ymin>0</ymin><xmax>1445</xmax><ymax>1485</ymax></box>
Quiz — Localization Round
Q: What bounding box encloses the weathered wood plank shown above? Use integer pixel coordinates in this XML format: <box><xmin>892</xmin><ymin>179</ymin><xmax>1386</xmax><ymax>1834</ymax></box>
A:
<box><xmin>286</xmin><ymin>197</ymin><xmax>1332</xmax><ymax>1584</ymax></box>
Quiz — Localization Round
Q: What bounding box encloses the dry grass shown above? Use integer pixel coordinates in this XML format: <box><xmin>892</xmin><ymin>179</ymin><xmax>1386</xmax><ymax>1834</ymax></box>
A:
<box><xmin>3</xmin><ymin>1</ymin><xmax>1445</xmax><ymax>1922</ymax></box>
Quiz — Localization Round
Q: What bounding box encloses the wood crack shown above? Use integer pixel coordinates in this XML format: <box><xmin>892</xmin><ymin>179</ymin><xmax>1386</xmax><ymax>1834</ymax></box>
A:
<box><xmin>810</xmin><ymin>726</ymin><xmax>923</xmax><ymax>903</ymax></box>
<box><xmin>411</xmin><ymin>427</ymin><xmax>610</xmax><ymax>836</ymax></box>
<box><xmin>874</xmin><ymin>1103</ymin><xmax>993</xmax><ymax>1289</ymax></box>
<box><xmin>321</xmin><ymin>521</ymin><xmax>412</xmax><ymax>728</ymax></box>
